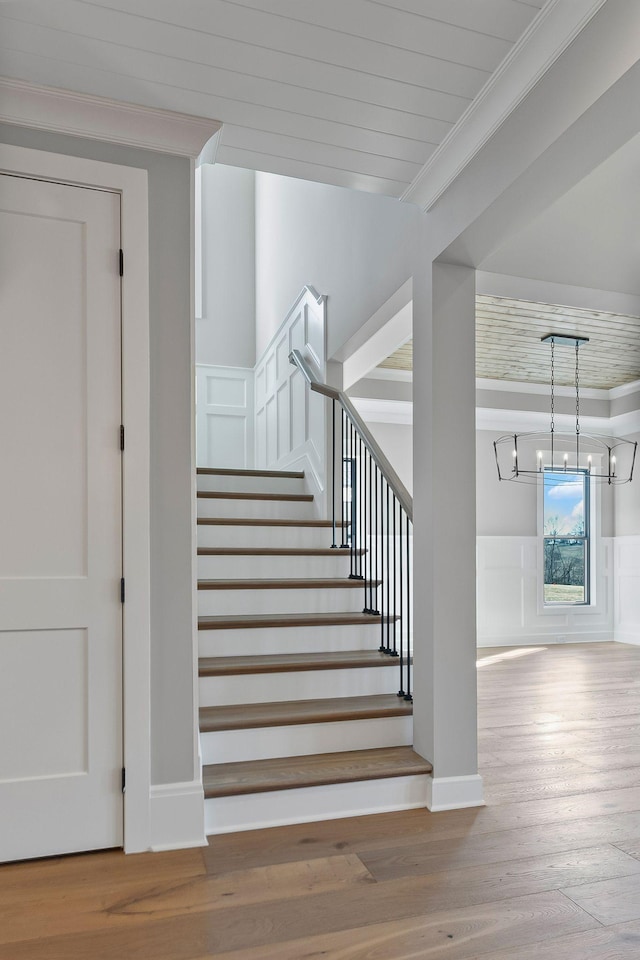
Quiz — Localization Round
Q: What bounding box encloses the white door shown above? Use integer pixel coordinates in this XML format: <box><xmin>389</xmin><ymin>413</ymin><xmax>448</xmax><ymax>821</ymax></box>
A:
<box><xmin>0</xmin><ymin>173</ymin><xmax>123</xmax><ymax>861</ymax></box>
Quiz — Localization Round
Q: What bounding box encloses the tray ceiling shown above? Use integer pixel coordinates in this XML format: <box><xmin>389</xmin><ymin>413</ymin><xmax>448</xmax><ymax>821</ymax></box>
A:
<box><xmin>378</xmin><ymin>295</ymin><xmax>640</xmax><ymax>390</ymax></box>
<box><xmin>0</xmin><ymin>0</ymin><xmax>543</xmax><ymax>196</ymax></box>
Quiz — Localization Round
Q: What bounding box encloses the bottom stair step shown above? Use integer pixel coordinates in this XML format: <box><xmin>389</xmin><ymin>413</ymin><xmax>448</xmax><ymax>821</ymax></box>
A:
<box><xmin>203</xmin><ymin>746</ymin><xmax>432</xmax><ymax>798</ymax></box>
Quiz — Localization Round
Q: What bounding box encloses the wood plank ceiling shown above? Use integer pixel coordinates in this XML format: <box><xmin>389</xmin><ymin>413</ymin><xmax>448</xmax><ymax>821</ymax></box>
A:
<box><xmin>378</xmin><ymin>295</ymin><xmax>640</xmax><ymax>389</ymax></box>
<box><xmin>0</xmin><ymin>0</ymin><xmax>544</xmax><ymax>196</ymax></box>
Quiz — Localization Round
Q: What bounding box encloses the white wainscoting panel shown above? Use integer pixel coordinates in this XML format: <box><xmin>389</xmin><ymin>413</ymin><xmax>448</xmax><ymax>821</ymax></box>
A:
<box><xmin>614</xmin><ymin>536</ymin><xmax>640</xmax><ymax>645</ymax></box>
<box><xmin>196</xmin><ymin>365</ymin><xmax>254</xmax><ymax>469</ymax></box>
<box><xmin>477</xmin><ymin>536</ymin><xmax>614</xmax><ymax>647</ymax></box>
<box><xmin>255</xmin><ymin>287</ymin><xmax>326</xmax><ymax>503</ymax></box>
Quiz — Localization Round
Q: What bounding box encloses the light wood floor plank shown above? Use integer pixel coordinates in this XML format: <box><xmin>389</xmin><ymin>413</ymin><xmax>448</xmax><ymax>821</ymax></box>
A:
<box><xmin>1</xmin><ymin>641</ymin><xmax>640</xmax><ymax>958</ymax></box>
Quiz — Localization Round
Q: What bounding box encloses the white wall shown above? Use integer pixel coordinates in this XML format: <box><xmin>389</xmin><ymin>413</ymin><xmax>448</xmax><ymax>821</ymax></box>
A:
<box><xmin>367</xmin><ymin>422</ymin><xmax>413</xmax><ymax>496</ymax></box>
<box><xmin>615</xmin><ymin>431</ymin><xmax>640</xmax><ymax>536</ymax></box>
<box><xmin>254</xmin><ymin>171</ymin><xmax>422</xmax><ymax>360</ymax></box>
<box><xmin>197</xmin><ymin>164</ymin><xmax>255</xmax><ymax>368</ymax></box>
<box><xmin>0</xmin><ymin>122</ymin><xmax>195</xmax><ymax>787</ymax></box>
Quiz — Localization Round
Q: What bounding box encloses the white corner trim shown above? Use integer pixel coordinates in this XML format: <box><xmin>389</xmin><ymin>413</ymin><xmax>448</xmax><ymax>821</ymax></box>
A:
<box><xmin>351</xmin><ymin>397</ymin><xmax>412</xmax><ymax>425</ymax></box>
<box><xmin>149</xmin><ymin>780</ymin><xmax>207</xmax><ymax>852</ymax></box>
<box><xmin>426</xmin><ymin>774</ymin><xmax>484</xmax><ymax>812</ymax></box>
<box><xmin>402</xmin><ymin>0</ymin><xmax>607</xmax><ymax>210</ymax></box>
<box><xmin>0</xmin><ymin>78</ymin><xmax>221</xmax><ymax>158</ymax></box>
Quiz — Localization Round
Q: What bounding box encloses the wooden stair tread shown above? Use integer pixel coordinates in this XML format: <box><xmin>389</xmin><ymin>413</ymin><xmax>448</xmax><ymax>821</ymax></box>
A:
<box><xmin>198</xmin><ymin>611</ymin><xmax>398</xmax><ymax>630</ymax></box>
<box><xmin>197</xmin><ymin>490</ymin><xmax>313</xmax><ymax>502</ymax></box>
<box><xmin>197</xmin><ymin>518</ymin><xmax>347</xmax><ymax>527</ymax></box>
<box><xmin>199</xmin><ymin>650</ymin><xmax>402</xmax><ymax>676</ymax></box>
<box><xmin>197</xmin><ymin>467</ymin><xmax>304</xmax><ymax>478</ymax></box>
<box><xmin>198</xmin><ymin>546</ymin><xmax>360</xmax><ymax>556</ymax></box>
<box><xmin>203</xmin><ymin>747</ymin><xmax>431</xmax><ymax>798</ymax></box>
<box><xmin>199</xmin><ymin>694</ymin><xmax>412</xmax><ymax>732</ymax></box>
<box><xmin>198</xmin><ymin>577</ymin><xmax>381</xmax><ymax>590</ymax></box>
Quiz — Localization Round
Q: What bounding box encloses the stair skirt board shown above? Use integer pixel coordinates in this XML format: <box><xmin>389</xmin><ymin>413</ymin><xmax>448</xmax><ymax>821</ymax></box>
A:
<box><xmin>197</xmin><ymin>499</ymin><xmax>316</xmax><ymax>520</ymax></box>
<box><xmin>198</xmin><ymin>623</ymin><xmax>391</xmax><ymax>657</ymax></box>
<box><xmin>198</xmin><ymin>588</ymin><xmax>379</xmax><ymax>617</ymax></box>
<box><xmin>200</xmin><ymin>715</ymin><xmax>413</xmax><ymax>764</ymax></box>
<box><xmin>205</xmin><ymin>774</ymin><xmax>430</xmax><ymax>835</ymax></box>
<box><xmin>197</xmin><ymin>554</ymin><xmax>354</xmax><ymax>579</ymax></box>
<box><xmin>199</xmin><ymin>666</ymin><xmax>402</xmax><ymax>707</ymax></box>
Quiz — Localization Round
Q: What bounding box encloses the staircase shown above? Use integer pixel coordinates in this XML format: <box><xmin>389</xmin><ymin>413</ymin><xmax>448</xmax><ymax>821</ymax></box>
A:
<box><xmin>197</xmin><ymin>466</ymin><xmax>431</xmax><ymax>835</ymax></box>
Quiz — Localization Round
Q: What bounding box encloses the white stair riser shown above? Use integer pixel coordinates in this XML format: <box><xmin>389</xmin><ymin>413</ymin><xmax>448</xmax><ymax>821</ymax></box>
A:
<box><xmin>197</xmin><ymin>525</ymin><xmax>341</xmax><ymax>549</ymax></box>
<box><xmin>205</xmin><ymin>774</ymin><xmax>429</xmax><ymax>835</ymax></box>
<box><xmin>198</xmin><ymin>622</ymin><xmax>386</xmax><ymax>657</ymax></box>
<box><xmin>198</xmin><ymin>586</ymin><xmax>377</xmax><ymax>617</ymax></box>
<box><xmin>197</xmin><ymin>498</ymin><xmax>315</xmax><ymax>520</ymax></box>
<box><xmin>197</xmin><ymin>474</ymin><xmax>306</xmax><ymax>495</ymax></box>
<box><xmin>197</xmin><ymin>554</ymin><xmax>353</xmax><ymax>580</ymax></box>
<box><xmin>201</xmin><ymin>715</ymin><xmax>412</xmax><ymax>764</ymax></box>
<box><xmin>199</xmin><ymin>665</ymin><xmax>402</xmax><ymax>707</ymax></box>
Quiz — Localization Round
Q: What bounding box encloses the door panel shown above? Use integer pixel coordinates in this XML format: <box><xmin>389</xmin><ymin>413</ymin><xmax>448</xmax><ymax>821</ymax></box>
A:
<box><xmin>0</xmin><ymin>173</ymin><xmax>123</xmax><ymax>861</ymax></box>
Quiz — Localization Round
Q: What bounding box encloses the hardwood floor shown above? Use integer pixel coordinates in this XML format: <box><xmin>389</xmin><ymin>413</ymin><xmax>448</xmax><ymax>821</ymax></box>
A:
<box><xmin>3</xmin><ymin>642</ymin><xmax>640</xmax><ymax>959</ymax></box>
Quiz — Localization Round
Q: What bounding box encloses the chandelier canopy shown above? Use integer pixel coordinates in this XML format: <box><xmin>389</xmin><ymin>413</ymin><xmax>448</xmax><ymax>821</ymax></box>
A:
<box><xmin>494</xmin><ymin>334</ymin><xmax>637</xmax><ymax>485</ymax></box>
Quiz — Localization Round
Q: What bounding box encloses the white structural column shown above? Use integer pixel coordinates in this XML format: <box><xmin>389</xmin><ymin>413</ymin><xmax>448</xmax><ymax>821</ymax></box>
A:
<box><xmin>413</xmin><ymin>262</ymin><xmax>483</xmax><ymax>811</ymax></box>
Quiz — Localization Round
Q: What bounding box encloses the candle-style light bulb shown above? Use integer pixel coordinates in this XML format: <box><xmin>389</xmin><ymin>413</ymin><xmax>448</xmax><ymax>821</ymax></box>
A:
<box><xmin>537</xmin><ymin>450</ymin><xmax>543</xmax><ymax>472</ymax></box>
<box><xmin>563</xmin><ymin>453</ymin><xmax>569</xmax><ymax>470</ymax></box>
<box><xmin>587</xmin><ymin>455</ymin><xmax>592</xmax><ymax>472</ymax></box>
<box><xmin>612</xmin><ymin>454</ymin><xmax>617</xmax><ymax>475</ymax></box>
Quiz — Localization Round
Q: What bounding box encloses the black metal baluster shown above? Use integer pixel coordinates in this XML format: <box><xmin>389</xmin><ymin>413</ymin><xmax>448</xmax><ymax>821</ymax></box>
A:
<box><xmin>393</xmin><ymin>496</ymin><xmax>399</xmax><ymax>657</ymax></box>
<box><xmin>397</xmin><ymin>499</ymin><xmax>405</xmax><ymax>694</ymax></box>
<box><xmin>359</xmin><ymin>433</ymin><xmax>365</xmax><ymax>582</ymax></box>
<box><xmin>340</xmin><ymin>408</ymin><xmax>347</xmax><ymax>549</ymax></box>
<box><xmin>331</xmin><ymin>399</ymin><xmax>336</xmax><ymax>548</ymax></box>
<box><xmin>372</xmin><ymin>464</ymin><xmax>379</xmax><ymax>615</ymax></box>
<box><xmin>385</xmin><ymin>482</ymin><xmax>390</xmax><ymax>653</ymax></box>
<box><xmin>405</xmin><ymin>513</ymin><xmax>412</xmax><ymax>701</ymax></box>
<box><xmin>349</xmin><ymin>420</ymin><xmax>356</xmax><ymax>578</ymax></box>
<box><xmin>392</xmin><ymin>493</ymin><xmax>397</xmax><ymax>656</ymax></box>
<box><xmin>379</xmin><ymin>473</ymin><xmax>386</xmax><ymax>653</ymax></box>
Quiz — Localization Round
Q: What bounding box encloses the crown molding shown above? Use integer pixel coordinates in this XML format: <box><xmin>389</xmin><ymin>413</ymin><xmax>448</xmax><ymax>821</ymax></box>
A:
<box><xmin>609</xmin><ymin>378</ymin><xmax>640</xmax><ymax>400</ymax></box>
<box><xmin>351</xmin><ymin>397</ymin><xmax>412</xmax><ymax>426</ymax></box>
<box><xmin>367</xmin><ymin>367</ymin><xmax>413</xmax><ymax>383</ymax></box>
<box><xmin>0</xmin><ymin>78</ymin><xmax>221</xmax><ymax>158</ymax></box>
<box><xmin>476</xmin><ymin>377</ymin><xmax>607</xmax><ymax>401</ymax></box>
<box><xmin>477</xmin><ymin>406</ymin><xmax>640</xmax><ymax>437</ymax></box>
<box><xmin>401</xmin><ymin>0</ymin><xmax>607</xmax><ymax>211</ymax></box>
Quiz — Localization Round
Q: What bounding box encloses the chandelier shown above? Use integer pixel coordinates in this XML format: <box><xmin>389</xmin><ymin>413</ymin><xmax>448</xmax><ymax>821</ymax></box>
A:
<box><xmin>494</xmin><ymin>334</ymin><xmax>637</xmax><ymax>484</ymax></box>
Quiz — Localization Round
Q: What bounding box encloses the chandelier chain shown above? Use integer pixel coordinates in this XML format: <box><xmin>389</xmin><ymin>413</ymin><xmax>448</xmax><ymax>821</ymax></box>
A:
<box><xmin>550</xmin><ymin>339</ymin><xmax>555</xmax><ymax>434</ymax></box>
<box><xmin>575</xmin><ymin>340</ymin><xmax>580</xmax><ymax>436</ymax></box>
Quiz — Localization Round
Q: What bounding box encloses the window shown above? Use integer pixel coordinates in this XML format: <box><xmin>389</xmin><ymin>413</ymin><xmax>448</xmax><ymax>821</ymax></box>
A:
<box><xmin>543</xmin><ymin>469</ymin><xmax>590</xmax><ymax>604</ymax></box>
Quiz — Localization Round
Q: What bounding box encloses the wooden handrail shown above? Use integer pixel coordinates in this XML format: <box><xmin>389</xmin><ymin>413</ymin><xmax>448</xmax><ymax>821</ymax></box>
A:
<box><xmin>289</xmin><ymin>350</ymin><xmax>413</xmax><ymax>521</ymax></box>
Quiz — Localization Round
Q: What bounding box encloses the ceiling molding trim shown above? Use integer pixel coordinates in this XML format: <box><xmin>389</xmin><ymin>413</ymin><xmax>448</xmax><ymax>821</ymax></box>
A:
<box><xmin>401</xmin><ymin>0</ymin><xmax>607</xmax><ymax>211</ymax></box>
<box><xmin>477</xmin><ymin>406</ymin><xmax>640</xmax><ymax>437</ymax></box>
<box><xmin>351</xmin><ymin>397</ymin><xmax>412</xmax><ymax>426</ymax></box>
<box><xmin>476</xmin><ymin>377</ymin><xmax>607</xmax><ymax>401</ymax></box>
<box><xmin>609</xmin><ymin>378</ymin><xmax>640</xmax><ymax>400</ymax></box>
<box><xmin>368</xmin><ymin>368</ymin><xmax>413</xmax><ymax>383</ymax></box>
<box><xmin>0</xmin><ymin>78</ymin><xmax>222</xmax><ymax>158</ymax></box>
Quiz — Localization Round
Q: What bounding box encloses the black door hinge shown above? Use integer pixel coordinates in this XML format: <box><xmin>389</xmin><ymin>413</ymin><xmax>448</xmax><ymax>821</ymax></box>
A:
<box><xmin>120</xmin><ymin>424</ymin><xmax>125</xmax><ymax>451</ymax></box>
<box><xmin>121</xmin><ymin>767</ymin><xmax>126</xmax><ymax>793</ymax></box>
<box><xmin>120</xmin><ymin>577</ymin><xmax>125</xmax><ymax>603</ymax></box>
<box><xmin>119</xmin><ymin>248</ymin><xmax>124</xmax><ymax>277</ymax></box>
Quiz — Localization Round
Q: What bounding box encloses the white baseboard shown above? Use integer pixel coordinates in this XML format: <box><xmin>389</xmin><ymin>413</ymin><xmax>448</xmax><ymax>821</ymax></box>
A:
<box><xmin>478</xmin><ymin>632</ymin><xmax>612</xmax><ymax>648</ymax></box>
<box><xmin>149</xmin><ymin>779</ymin><xmax>207</xmax><ymax>851</ymax></box>
<box><xmin>614</xmin><ymin>631</ymin><xmax>640</xmax><ymax>645</ymax></box>
<box><xmin>426</xmin><ymin>774</ymin><xmax>484</xmax><ymax>812</ymax></box>
<box><xmin>205</xmin><ymin>775</ymin><xmax>429</xmax><ymax>835</ymax></box>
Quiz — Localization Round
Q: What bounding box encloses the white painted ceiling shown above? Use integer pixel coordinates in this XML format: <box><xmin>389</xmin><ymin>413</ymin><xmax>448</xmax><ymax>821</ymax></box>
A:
<box><xmin>479</xmin><ymin>131</ymin><xmax>640</xmax><ymax>297</ymax></box>
<box><xmin>0</xmin><ymin>0</ymin><xmax>544</xmax><ymax>196</ymax></box>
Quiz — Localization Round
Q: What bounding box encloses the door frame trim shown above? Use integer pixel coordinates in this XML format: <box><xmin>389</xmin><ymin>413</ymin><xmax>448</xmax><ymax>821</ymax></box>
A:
<box><xmin>0</xmin><ymin>143</ymin><xmax>151</xmax><ymax>853</ymax></box>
